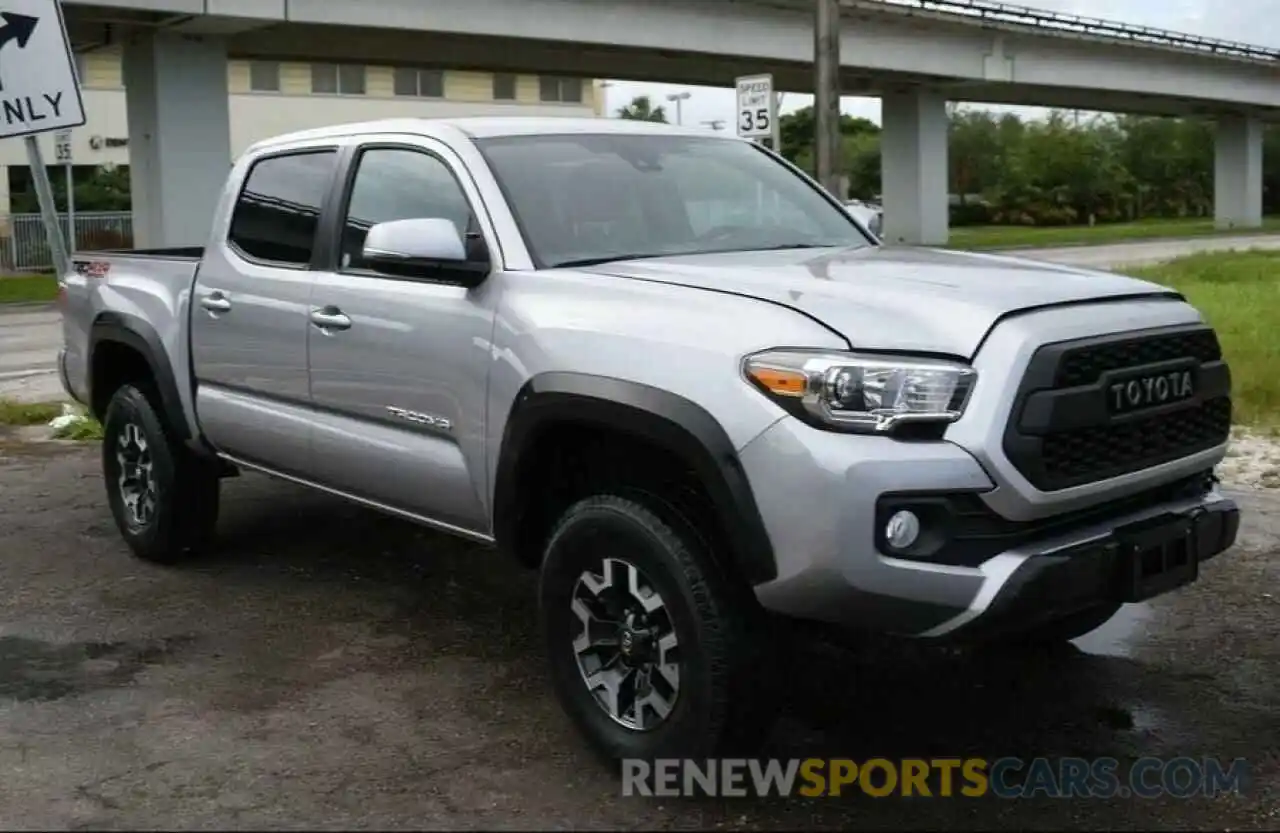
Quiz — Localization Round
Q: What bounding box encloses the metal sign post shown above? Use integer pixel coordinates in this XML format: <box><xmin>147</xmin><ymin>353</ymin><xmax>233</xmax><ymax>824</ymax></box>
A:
<box><xmin>55</xmin><ymin>128</ymin><xmax>74</xmax><ymax>251</ymax></box>
<box><xmin>0</xmin><ymin>0</ymin><xmax>88</xmax><ymax>274</ymax></box>
<box><xmin>24</xmin><ymin>135</ymin><xmax>68</xmax><ymax>272</ymax></box>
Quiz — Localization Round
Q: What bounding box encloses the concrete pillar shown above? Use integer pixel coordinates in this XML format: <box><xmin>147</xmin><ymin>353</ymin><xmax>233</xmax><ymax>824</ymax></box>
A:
<box><xmin>0</xmin><ymin>166</ymin><xmax>10</xmax><ymax>215</ymax></box>
<box><xmin>1214</xmin><ymin>115</ymin><xmax>1263</xmax><ymax>230</ymax></box>
<box><xmin>122</xmin><ymin>31</ymin><xmax>231</xmax><ymax>249</ymax></box>
<box><xmin>880</xmin><ymin>88</ymin><xmax>949</xmax><ymax>246</ymax></box>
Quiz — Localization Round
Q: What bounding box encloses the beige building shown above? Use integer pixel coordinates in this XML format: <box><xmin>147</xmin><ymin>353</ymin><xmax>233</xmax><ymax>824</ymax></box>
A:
<box><xmin>1</xmin><ymin>46</ymin><xmax>605</xmax><ymax>213</ymax></box>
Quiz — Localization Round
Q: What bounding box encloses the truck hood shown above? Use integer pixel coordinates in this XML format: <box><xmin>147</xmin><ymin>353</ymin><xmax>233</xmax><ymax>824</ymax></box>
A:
<box><xmin>581</xmin><ymin>245</ymin><xmax>1179</xmax><ymax>359</ymax></box>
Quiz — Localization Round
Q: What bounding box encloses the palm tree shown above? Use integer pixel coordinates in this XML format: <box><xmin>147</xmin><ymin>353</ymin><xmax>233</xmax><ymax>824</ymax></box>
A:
<box><xmin>616</xmin><ymin>95</ymin><xmax>668</xmax><ymax>123</ymax></box>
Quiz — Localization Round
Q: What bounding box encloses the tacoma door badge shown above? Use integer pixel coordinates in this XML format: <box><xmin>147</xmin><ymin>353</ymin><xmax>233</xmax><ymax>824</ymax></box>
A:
<box><xmin>386</xmin><ymin>406</ymin><xmax>452</xmax><ymax>432</ymax></box>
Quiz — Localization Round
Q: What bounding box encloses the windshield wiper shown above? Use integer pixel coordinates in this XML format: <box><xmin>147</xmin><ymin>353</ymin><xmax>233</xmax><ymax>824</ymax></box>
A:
<box><xmin>551</xmin><ymin>253</ymin><xmax>672</xmax><ymax>268</ymax></box>
<box><xmin>741</xmin><ymin>243</ymin><xmax>846</xmax><ymax>252</ymax></box>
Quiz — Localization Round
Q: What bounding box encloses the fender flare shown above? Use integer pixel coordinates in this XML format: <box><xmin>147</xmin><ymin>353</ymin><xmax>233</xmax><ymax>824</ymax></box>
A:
<box><xmin>492</xmin><ymin>371</ymin><xmax>778</xmax><ymax>585</ymax></box>
<box><xmin>88</xmin><ymin>311</ymin><xmax>190</xmax><ymax>441</ymax></box>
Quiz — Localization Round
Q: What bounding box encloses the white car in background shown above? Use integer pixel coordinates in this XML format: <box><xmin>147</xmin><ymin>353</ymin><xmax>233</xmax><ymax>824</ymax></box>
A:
<box><xmin>844</xmin><ymin>199</ymin><xmax>883</xmax><ymax>238</ymax></box>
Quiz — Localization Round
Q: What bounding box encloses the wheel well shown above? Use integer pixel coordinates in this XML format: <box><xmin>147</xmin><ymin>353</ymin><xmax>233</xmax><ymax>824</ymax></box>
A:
<box><xmin>90</xmin><ymin>340</ymin><xmax>154</xmax><ymax>421</ymax></box>
<box><xmin>508</xmin><ymin>421</ymin><xmax>736</xmax><ymax>578</ymax></box>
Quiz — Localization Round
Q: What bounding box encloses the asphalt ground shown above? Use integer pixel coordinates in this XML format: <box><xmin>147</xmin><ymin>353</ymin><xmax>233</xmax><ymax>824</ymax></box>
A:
<box><xmin>0</xmin><ymin>438</ymin><xmax>1276</xmax><ymax>830</ymax></box>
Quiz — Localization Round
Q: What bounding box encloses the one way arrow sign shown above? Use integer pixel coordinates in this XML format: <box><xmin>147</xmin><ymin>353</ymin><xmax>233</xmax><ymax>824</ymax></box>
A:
<box><xmin>0</xmin><ymin>0</ymin><xmax>85</xmax><ymax>140</ymax></box>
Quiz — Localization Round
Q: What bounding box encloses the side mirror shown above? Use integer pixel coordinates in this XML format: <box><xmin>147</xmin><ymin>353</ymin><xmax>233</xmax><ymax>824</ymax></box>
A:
<box><xmin>361</xmin><ymin>218</ymin><xmax>490</xmax><ymax>287</ymax></box>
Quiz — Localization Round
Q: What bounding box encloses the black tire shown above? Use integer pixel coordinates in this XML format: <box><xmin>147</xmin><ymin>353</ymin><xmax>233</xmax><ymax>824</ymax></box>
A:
<box><xmin>538</xmin><ymin>494</ymin><xmax>777</xmax><ymax>765</ymax></box>
<box><xmin>101</xmin><ymin>382</ymin><xmax>220</xmax><ymax>565</ymax></box>
<box><xmin>1009</xmin><ymin>602</ymin><xmax>1124</xmax><ymax>647</ymax></box>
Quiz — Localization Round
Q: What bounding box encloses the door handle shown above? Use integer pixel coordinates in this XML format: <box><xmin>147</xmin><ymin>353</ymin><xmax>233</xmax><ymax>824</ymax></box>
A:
<box><xmin>200</xmin><ymin>291</ymin><xmax>231</xmax><ymax>313</ymax></box>
<box><xmin>310</xmin><ymin>307</ymin><xmax>352</xmax><ymax>331</ymax></box>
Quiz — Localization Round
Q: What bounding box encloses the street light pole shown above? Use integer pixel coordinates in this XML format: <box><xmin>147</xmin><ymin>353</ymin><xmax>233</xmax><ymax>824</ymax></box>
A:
<box><xmin>815</xmin><ymin>0</ymin><xmax>843</xmax><ymax>197</ymax></box>
<box><xmin>666</xmin><ymin>91</ymin><xmax>691</xmax><ymax>125</ymax></box>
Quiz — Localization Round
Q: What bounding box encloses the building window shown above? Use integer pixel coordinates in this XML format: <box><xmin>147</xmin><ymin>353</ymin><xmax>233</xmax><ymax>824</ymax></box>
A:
<box><xmin>539</xmin><ymin>76</ymin><xmax>582</xmax><ymax>103</ymax></box>
<box><xmin>249</xmin><ymin>61</ymin><xmax>280</xmax><ymax>92</ymax></box>
<box><xmin>311</xmin><ymin>63</ymin><xmax>366</xmax><ymax>95</ymax></box>
<box><xmin>492</xmin><ymin>73</ymin><xmax>517</xmax><ymax>101</ymax></box>
<box><xmin>393</xmin><ymin>68</ymin><xmax>445</xmax><ymax>98</ymax></box>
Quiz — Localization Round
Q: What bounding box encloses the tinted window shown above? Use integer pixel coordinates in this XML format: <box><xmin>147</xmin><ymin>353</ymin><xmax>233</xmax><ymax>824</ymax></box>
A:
<box><xmin>475</xmin><ymin>134</ymin><xmax>870</xmax><ymax>268</ymax></box>
<box><xmin>340</xmin><ymin>148</ymin><xmax>474</xmax><ymax>272</ymax></box>
<box><xmin>311</xmin><ymin>63</ymin><xmax>337</xmax><ymax>94</ymax></box>
<box><xmin>539</xmin><ymin>76</ymin><xmax>581</xmax><ymax>103</ymax></box>
<box><xmin>492</xmin><ymin>73</ymin><xmax>516</xmax><ymax>100</ymax></box>
<box><xmin>312</xmin><ymin>63</ymin><xmax>365</xmax><ymax>95</ymax></box>
<box><xmin>249</xmin><ymin>61</ymin><xmax>280</xmax><ymax>92</ymax></box>
<box><xmin>394</xmin><ymin>68</ymin><xmax>444</xmax><ymax>97</ymax></box>
<box><xmin>228</xmin><ymin>150</ymin><xmax>338</xmax><ymax>266</ymax></box>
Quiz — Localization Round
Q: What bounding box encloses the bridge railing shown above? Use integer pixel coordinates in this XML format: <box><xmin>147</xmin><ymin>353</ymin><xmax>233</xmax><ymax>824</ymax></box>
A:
<box><xmin>856</xmin><ymin>0</ymin><xmax>1280</xmax><ymax>62</ymax></box>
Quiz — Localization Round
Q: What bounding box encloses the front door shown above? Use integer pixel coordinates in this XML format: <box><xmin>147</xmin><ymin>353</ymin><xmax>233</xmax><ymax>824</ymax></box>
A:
<box><xmin>191</xmin><ymin>146</ymin><xmax>341</xmax><ymax>475</ymax></box>
<box><xmin>306</xmin><ymin>139</ymin><xmax>500</xmax><ymax>536</ymax></box>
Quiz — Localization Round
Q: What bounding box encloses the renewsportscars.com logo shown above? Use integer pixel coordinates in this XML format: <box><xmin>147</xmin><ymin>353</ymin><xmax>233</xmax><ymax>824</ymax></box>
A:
<box><xmin>621</xmin><ymin>757</ymin><xmax>1250</xmax><ymax>799</ymax></box>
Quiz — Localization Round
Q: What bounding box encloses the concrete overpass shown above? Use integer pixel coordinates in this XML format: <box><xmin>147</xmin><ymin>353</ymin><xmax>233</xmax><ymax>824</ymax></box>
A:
<box><xmin>56</xmin><ymin>0</ymin><xmax>1280</xmax><ymax>247</ymax></box>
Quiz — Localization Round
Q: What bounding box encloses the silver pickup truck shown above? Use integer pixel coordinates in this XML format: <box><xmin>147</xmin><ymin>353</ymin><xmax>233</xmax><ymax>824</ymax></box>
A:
<box><xmin>58</xmin><ymin>117</ymin><xmax>1239</xmax><ymax>764</ymax></box>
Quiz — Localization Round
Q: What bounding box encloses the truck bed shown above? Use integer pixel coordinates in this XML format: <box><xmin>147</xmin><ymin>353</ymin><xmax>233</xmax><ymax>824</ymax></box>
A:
<box><xmin>75</xmin><ymin>246</ymin><xmax>204</xmax><ymax>261</ymax></box>
<box><xmin>68</xmin><ymin>247</ymin><xmax>203</xmax><ymax>289</ymax></box>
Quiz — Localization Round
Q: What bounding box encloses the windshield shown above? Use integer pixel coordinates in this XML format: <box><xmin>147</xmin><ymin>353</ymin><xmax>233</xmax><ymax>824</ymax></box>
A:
<box><xmin>474</xmin><ymin>133</ymin><xmax>875</xmax><ymax>268</ymax></box>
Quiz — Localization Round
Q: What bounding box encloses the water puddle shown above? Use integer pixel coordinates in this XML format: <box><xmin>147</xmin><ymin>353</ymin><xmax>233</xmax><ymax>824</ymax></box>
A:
<box><xmin>0</xmin><ymin>634</ymin><xmax>197</xmax><ymax>702</ymax></box>
<box><xmin>1071</xmin><ymin>603</ymin><xmax>1154</xmax><ymax>658</ymax></box>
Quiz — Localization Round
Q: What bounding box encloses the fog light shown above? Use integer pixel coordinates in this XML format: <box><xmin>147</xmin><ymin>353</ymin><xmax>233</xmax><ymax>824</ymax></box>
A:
<box><xmin>885</xmin><ymin>510</ymin><xmax>921</xmax><ymax>550</ymax></box>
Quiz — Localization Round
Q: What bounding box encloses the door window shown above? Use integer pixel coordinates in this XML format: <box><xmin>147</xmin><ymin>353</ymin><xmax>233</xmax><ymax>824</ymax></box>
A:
<box><xmin>227</xmin><ymin>149</ymin><xmax>338</xmax><ymax>267</ymax></box>
<box><xmin>339</xmin><ymin>148</ymin><xmax>476</xmax><ymax>272</ymax></box>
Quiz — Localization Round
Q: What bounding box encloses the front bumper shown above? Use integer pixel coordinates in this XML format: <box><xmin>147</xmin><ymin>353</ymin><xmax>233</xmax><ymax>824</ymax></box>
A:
<box><xmin>917</xmin><ymin>488</ymin><xmax>1238</xmax><ymax>642</ymax></box>
<box><xmin>738</xmin><ymin>417</ymin><xmax>1239</xmax><ymax>639</ymax></box>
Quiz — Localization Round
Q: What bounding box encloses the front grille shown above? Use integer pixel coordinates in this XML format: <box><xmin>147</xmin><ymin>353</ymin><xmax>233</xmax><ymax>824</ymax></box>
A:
<box><xmin>1003</xmin><ymin>325</ymin><xmax>1232</xmax><ymax>491</ymax></box>
<box><xmin>1055</xmin><ymin>329</ymin><xmax>1222</xmax><ymax>387</ymax></box>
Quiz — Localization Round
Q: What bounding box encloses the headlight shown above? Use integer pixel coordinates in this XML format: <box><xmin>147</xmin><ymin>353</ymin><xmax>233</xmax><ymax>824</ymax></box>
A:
<box><xmin>742</xmin><ymin>349</ymin><xmax>977</xmax><ymax>435</ymax></box>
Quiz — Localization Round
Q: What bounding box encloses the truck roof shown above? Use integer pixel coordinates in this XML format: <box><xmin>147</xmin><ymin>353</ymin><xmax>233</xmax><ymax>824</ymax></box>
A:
<box><xmin>247</xmin><ymin>116</ymin><xmax>734</xmax><ymax>154</ymax></box>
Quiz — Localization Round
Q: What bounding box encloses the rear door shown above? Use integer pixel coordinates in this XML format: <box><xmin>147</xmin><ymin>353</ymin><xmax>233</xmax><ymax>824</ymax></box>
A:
<box><xmin>190</xmin><ymin>143</ymin><xmax>341</xmax><ymax>475</ymax></box>
<box><xmin>304</xmin><ymin>137</ymin><xmax>502</xmax><ymax>536</ymax></box>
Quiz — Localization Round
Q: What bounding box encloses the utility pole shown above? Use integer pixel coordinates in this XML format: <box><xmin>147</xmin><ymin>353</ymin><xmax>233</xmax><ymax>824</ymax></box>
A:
<box><xmin>814</xmin><ymin>0</ymin><xmax>842</xmax><ymax>197</ymax></box>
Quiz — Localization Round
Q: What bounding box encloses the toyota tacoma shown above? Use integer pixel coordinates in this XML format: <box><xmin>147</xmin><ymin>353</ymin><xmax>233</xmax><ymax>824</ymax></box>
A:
<box><xmin>57</xmin><ymin>117</ymin><xmax>1239</xmax><ymax>763</ymax></box>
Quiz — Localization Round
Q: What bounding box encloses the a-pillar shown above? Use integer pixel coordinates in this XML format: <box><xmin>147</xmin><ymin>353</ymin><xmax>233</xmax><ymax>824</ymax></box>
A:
<box><xmin>880</xmin><ymin>88</ymin><xmax>949</xmax><ymax>246</ymax></box>
<box><xmin>1214</xmin><ymin>114</ymin><xmax>1263</xmax><ymax>231</ymax></box>
<box><xmin>122</xmin><ymin>31</ymin><xmax>231</xmax><ymax>249</ymax></box>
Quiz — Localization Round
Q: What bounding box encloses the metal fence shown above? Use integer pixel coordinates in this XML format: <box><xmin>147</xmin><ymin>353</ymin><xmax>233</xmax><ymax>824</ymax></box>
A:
<box><xmin>0</xmin><ymin>212</ymin><xmax>134</xmax><ymax>272</ymax></box>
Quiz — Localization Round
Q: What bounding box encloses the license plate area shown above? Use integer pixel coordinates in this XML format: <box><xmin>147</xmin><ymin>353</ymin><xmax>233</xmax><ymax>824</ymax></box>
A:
<box><xmin>1114</xmin><ymin>513</ymin><xmax>1199</xmax><ymax>603</ymax></box>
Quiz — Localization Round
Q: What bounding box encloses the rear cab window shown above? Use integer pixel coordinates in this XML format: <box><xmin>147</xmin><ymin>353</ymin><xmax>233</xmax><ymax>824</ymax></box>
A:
<box><xmin>227</xmin><ymin>149</ymin><xmax>339</xmax><ymax>268</ymax></box>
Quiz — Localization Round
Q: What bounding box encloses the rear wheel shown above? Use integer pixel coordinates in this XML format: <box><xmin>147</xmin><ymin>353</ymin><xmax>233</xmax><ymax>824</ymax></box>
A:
<box><xmin>538</xmin><ymin>494</ymin><xmax>777</xmax><ymax>763</ymax></box>
<box><xmin>101</xmin><ymin>383</ymin><xmax>220</xmax><ymax>564</ymax></box>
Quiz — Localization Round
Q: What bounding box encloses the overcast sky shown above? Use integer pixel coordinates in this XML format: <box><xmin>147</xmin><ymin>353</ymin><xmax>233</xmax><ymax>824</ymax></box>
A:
<box><xmin>599</xmin><ymin>0</ymin><xmax>1278</xmax><ymax>130</ymax></box>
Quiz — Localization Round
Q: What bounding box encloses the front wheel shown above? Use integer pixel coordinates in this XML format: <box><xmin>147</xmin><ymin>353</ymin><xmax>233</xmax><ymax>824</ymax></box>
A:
<box><xmin>101</xmin><ymin>383</ymin><xmax>221</xmax><ymax>564</ymax></box>
<box><xmin>538</xmin><ymin>494</ymin><xmax>777</xmax><ymax>764</ymax></box>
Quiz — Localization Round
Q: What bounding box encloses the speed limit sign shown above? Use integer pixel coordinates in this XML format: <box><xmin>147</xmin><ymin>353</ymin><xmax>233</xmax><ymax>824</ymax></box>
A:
<box><xmin>735</xmin><ymin>74</ymin><xmax>775</xmax><ymax>139</ymax></box>
<box><xmin>54</xmin><ymin>129</ymin><xmax>73</xmax><ymax>163</ymax></box>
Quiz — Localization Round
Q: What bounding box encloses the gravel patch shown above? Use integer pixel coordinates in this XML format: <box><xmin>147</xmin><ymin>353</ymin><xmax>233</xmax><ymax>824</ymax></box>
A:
<box><xmin>1220</xmin><ymin>427</ymin><xmax>1280</xmax><ymax>491</ymax></box>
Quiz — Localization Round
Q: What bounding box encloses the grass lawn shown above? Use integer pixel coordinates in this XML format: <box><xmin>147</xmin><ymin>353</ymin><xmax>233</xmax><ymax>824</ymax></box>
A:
<box><xmin>0</xmin><ymin>399</ymin><xmax>64</xmax><ymax>425</ymax></box>
<box><xmin>951</xmin><ymin>216</ymin><xmax>1280</xmax><ymax>251</ymax></box>
<box><xmin>1125</xmin><ymin>249</ymin><xmax>1280</xmax><ymax>428</ymax></box>
<box><xmin>0</xmin><ymin>273</ymin><xmax>58</xmax><ymax>305</ymax></box>
<box><xmin>0</xmin><ymin>399</ymin><xmax>104</xmax><ymax>440</ymax></box>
